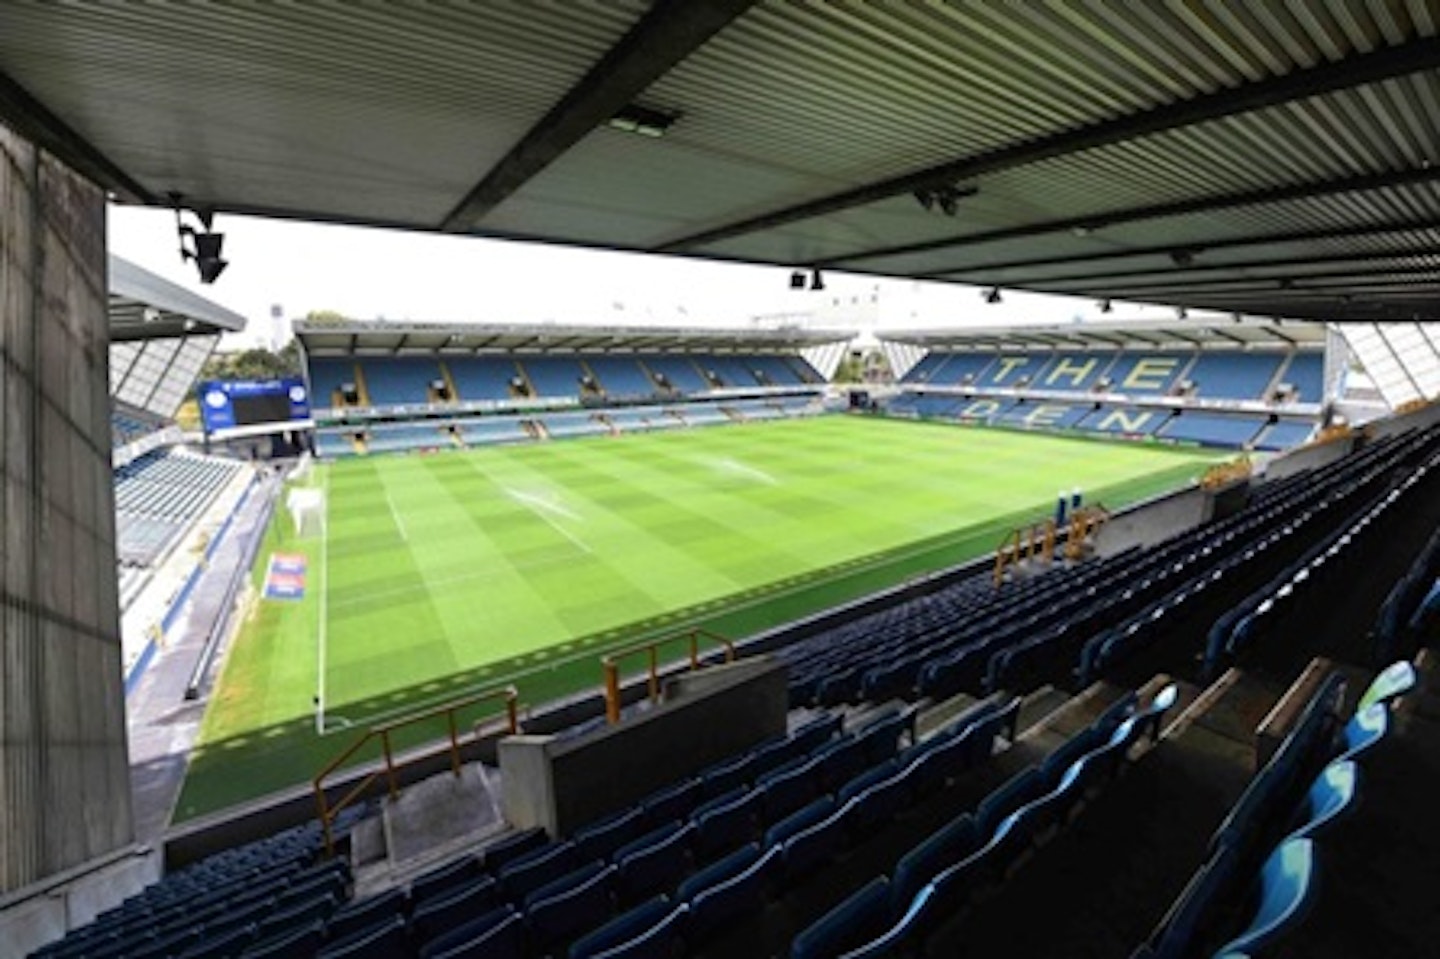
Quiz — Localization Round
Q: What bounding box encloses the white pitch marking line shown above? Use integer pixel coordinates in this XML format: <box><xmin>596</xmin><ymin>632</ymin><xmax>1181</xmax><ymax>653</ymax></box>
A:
<box><xmin>316</xmin><ymin>468</ymin><xmax>331</xmax><ymax>735</ymax></box>
<box><xmin>505</xmin><ymin>488</ymin><xmax>592</xmax><ymax>554</ymax></box>
<box><xmin>384</xmin><ymin>488</ymin><xmax>408</xmax><ymax>542</ymax></box>
<box><xmin>713</xmin><ymin>457</ymin><xmax>779</xmax><ymax>484</ymax></box>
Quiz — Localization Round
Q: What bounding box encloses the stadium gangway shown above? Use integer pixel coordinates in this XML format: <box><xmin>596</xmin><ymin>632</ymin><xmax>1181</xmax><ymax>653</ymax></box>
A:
<box><xmin>313</xmin><ymin>685</ymin><xmax>519</xmax><ymax>856</ymax></box>
<box><xmin>602</xmin><ymin>628</ymin><xmax>736</xmax><ymax>724</ymax></box>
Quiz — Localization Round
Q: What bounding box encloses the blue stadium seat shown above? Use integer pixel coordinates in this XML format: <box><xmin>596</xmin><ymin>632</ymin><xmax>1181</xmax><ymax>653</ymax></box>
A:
<box><xmin>1288</xmin><ymin>760</ymin><xmax>1358</xmax><ymax>841</ymax></box>
<box><xmin>1357</xmin><ymin>660</ymin><xmax>1416</xmax><ymax>712</ymax></box>
<box><xmin>411</xmin><ymin>854</ymin><xmax>481</xmax><ymax>905</ymax></box>
<box><xmin>411</xmin><ymin>875</ymin><xmax>501</xmax><ymax>943</ymax></box>
<box><xmin>240</xmin><ymin>918</ymin><xmax>324</xmax><ymax>959</ymax></box>
<box><xmin>891</xmin><ymin>813</ymin><xmax>979</xmax><ymax>911</ymax></box>
<box><xmin>574</xmin><ymin>807</ymin><xmax>647</xmax><ymax>863</ymax></box>
<box><xmin>1211</xmin><ymin>838</ymin><xmax>1316</xmax><ymax>957</ymax></box>
<box><xmin>693</xmin><ymin>789</ymin><xmax>760</xmax><ymax>862</ymax></box>
<box><xmin>324</xmin><ymin>888</ymin><xmax>407</xmax><ymax>945</ymax></box>
<box><xmin>498</xmin><ymin>841</ymin><xmax>580</xmax><ymax>903</ymax></box>
<box><xmin>790</xmin><ymin>876</ymin><xmax>892</xmax><ymax>959</ymax></box>
<box><xmin>641</xmin><ymin>777</ymin><xmax>700</xmax><ymax>827</ymax></box>
<box><xmin>614</xmin><ymin>822</ymin><xmax>694</xmax><ymax>904</ymax></box>
<box><xmin>975</xmin><ymin>767</ymin><xmax>1044</xmax><ymax>836</ymax></box>
<box><xmin>1337</xmin><ymin>703</ymin><xmax>1387</xmax><ymax>762</ymax></box>
<box><xmin>568</xmin><ymin>895</ymin><xmax>673</xmax><ymax>959</ymax></box>
<box><xmin>483</xmin><ymin>828</ymin><xmax>550</xmax><ymax>872</ymax></box>
<box><xmin>525</xmin><ymin>865</ymin><xmax>617</xmax><ymax>957</ymax></box>
<box><xmin>426</xmin><ymin>910</ymin><xmax>527</xmax><ymax>959</ymax></box>
<box><xmin>686</xmin><ymin>845</ymin><xmax>779</xmax><ymax>942</ymax></box>
<box><xmin>763</xmin><ymin>795</ymin><xmax>835</xmax><ymax>850</ymax></box>
<box><xmin>316</xmin><ymin>914</ymin><xmax>408</xmax><ymax>959</ymax></box>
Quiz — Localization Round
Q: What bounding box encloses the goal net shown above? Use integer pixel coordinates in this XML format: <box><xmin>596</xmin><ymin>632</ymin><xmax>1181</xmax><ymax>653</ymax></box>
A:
<box><xmin>287</xmin><ymin>487</ymin><xmax>325</xmax><ymax>539</ymax></box>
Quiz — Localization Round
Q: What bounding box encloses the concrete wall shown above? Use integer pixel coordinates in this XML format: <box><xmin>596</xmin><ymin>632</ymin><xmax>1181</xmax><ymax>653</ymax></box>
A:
<box><xmin>1366</xmin><ymin>401</ymin><xmax>1440</xmax><ymax>439</ymax></box>
<box><xmin>0</xmin><ymin>846</ymin><xmax>158</xmax><ymax>958</ymax></box>
<box><xmin>500</xmin><ymin>659</ymin><xmax>788</xmax><ymax>837</ymax></box>
<box><xmin>1093</xmin><ymin>485</ymin><xmax>1214</xmax><ymax>556</ymax></box>
<box><xmin>1260</xmin><ymin>435</ymin><xmax>1355</xmax><ymax>481</ymax></box>
<box><xmin>0</xmin><ymin>124</ymin><xmax>133</xmax><ymax>894</ymax></box>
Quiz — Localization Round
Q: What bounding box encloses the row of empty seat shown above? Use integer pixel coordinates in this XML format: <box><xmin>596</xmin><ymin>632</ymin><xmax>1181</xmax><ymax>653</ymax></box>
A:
<box><xmin>1135</xmin><ymin>662</ymin><xmax>1412</xmax><ymax>958</ymax></box>
<box><xmin>314</xmin><ymin>398</ymin><xmax>824</xmax><ymax>458</ymax></box>
<box><xmin>309</xmin><ymin>354</ymin><xmax>823</xmax><ymax>409</ymax></box>
<box><xmin>112</xmin><ymin>407</ymin><xmax>164</xmax><ymax>447</ymax></box>
<box><xmin>32</xmin><ymin>811</ymin><xmax>367</xmax><ymax>959</ymax></box>
<box><xmin>775</xmin><ymin>427</ymin><xmax>1440</xmax><ymax>713</ymax></box>
<box><xmin>115</xmin><ymin>450</ymin><xmax>245</xmax><ymax>566</ymax></box>
<box><xmin>904</xmin><ymin>350</ymin><xmax>1324</xmax><ymax>403</ymax></box>
<box><xmin>886</xmin><ymin>393</ymin><xmax>1315</xmax><ymax>451</ymax></box>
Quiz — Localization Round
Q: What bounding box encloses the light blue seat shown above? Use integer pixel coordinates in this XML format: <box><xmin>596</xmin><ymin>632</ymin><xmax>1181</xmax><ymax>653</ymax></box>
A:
<box><xmin>1337</xmin><ymin>703</ymin><xmax>1387</xmax><ymax>762</ymax></box>
<box><xmin>1289</xmin><ymin>760</ymin><xmax>1358</xmax><ymax>841</ymax></box>
<box><xmin>1210</xmin><ymin>838</ymin><xmax>1316</xmax><ymax>957</ymax></box>
<box><xmin>1357</xmin><ymin>660</ymin><xmax>1416</xmax><ymax>712</ymax></box>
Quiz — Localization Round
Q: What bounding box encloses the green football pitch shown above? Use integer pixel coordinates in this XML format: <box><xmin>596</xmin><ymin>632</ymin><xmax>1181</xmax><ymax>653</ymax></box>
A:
<box><xmin>176</xmin><ymin>415</ymin><xmax>1220</xmax><ymax>819</ymax></box>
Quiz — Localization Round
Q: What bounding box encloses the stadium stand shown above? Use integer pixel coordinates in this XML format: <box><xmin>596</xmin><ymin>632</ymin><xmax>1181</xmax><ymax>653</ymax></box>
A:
<box><xmin>114</xmin><ymin>451</ymin><xmax>245</xmax><ymax>566</ymax></box>
<box><xmin>885</xmin><ymin>322</ymin><xmax>1331</xmax><ymax>453</ymax></box>
<box><xmin>112</xmin><ymin>407</ymin><xmax>161</xmax><ymax>446</ymax></box>
<box><xmin>298</xmin><ymin>324</ymin><xmax>834</xmax><ymax>459</ymax></box>
<box><xmin>446</xmin><ymin>357</ymin><xmax>521</xmax><ymax>402</ymax></box>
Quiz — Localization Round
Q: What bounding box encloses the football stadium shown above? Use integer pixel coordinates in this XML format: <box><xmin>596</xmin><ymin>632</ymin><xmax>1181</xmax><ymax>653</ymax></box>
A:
<box><xmin>2</xmin><ymin>6</ymin><xmax>1440</xmax><ymax>959</ymax></box>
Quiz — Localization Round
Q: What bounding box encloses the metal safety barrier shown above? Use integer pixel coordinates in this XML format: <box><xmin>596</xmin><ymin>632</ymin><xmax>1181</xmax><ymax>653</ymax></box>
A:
<box><xmin>602</xmin><ymin>628</ymin><xmax>735</xmax><ymax>724</ymax></box>
<box><xmin>312</xmin><ymin>684</ymin><xmax>519</xmax><ymax>856</ymax></box>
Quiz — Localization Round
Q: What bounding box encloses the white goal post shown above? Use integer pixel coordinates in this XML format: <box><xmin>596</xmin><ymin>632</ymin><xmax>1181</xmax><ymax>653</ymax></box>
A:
<box><xmin>287</xmin><ymin>486</ymin><xmax>325</xmax><ymax>538</ymax></box>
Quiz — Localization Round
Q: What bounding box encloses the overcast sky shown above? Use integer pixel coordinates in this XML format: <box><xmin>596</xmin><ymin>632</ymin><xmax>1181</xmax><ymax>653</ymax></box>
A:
<box><xmin>107</xmin><ymin>205</ymin><xmax>1208</xmax><ymax>350</ymax></box>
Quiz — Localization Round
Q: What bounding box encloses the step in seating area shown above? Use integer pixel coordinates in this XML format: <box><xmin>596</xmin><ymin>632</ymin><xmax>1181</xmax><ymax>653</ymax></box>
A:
<box><xmin>1134</xmin><ymin>662</ymin><xmax>1413</xmax><ymax>958</ymax></box>
<box><xmin>114</xmin><ymin>450</ymin><xmax>246</xmax><ymax>566</ymax></box>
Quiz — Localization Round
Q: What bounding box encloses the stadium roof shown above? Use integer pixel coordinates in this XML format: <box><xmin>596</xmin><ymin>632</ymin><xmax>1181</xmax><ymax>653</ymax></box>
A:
<box><xmin>109</xmin><ymin>254</ymin><xmax>246</xmax><ymax>342</ymax></box>
<box><xmin>294</xmin><ymin>320</ymin><xmax>852</xmax><ymax>356</ymax></box>
<box><xmin>108</xmin><ymin>255</ymin><xmax>244</xmax><ymax>418</ymax></box>
<box><xmin>882</xmin><ymin>318</ymin><xmax>1329</xmax><ymax>351</ymax></box>
<box><xmin>2</xmin><ymin>5</ymin><xmax>1437</xmax><ymax>322</ymax></box>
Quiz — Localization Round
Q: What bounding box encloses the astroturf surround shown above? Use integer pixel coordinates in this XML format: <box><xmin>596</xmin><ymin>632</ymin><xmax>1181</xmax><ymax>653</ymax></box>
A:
<box><xmin>175</xmin><ymin>415</ymin><xmax>1219</xmax><ymax>819</ymax></box>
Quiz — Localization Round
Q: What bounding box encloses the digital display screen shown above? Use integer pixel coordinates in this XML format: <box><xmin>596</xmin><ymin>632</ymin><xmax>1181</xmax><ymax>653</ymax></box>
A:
<box><xmin>198</xmin><ymin>378</ymin><xmax>311</xmax><ymax>434</ymax></box>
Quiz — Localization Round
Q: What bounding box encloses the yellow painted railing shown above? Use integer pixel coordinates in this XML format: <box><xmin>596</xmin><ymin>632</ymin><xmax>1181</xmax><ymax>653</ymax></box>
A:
<box><xmin>602</xmin><ymin>628</ymin><xmax>735</xmax><ymax>724</ymax></box>
<box><xmin>994</xmin><ymin>520</ymin><xmax>1058</xmax><ymax>586</ymax></box>
<box><xmin>312</xmin><ymin>685</ymin><xmax>519</xmax><ymax>856</ymax></box>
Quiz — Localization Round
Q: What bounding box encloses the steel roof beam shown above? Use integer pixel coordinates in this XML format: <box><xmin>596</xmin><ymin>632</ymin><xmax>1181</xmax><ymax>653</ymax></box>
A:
<box><xmin>927</xmin><ymin>222</ymin><xmax>1440</xmax><ymax>278</ymax></box>
<box><xmin>837</xmin><ymin>167</ymin><xmax>1440</xmax><ymax>266</ymax></box>
<box><xmin>0</xmin><ymin>68</ymin><xmax>155</xmax><ymax>203</ymax></box>
<box><xmin>660</xmin><ymin>36</ymin><xmax>1440</xmax><ymax>252</ymax></box>
<box><xmin>1002</xmin><ymin>251</ymin><xmax>1439</xmax><ymax>286</ymax></box>
<box><xmin>440</xmin><ymin>0</ymin><xmax>756</xmax><ymax>232</ymax></box>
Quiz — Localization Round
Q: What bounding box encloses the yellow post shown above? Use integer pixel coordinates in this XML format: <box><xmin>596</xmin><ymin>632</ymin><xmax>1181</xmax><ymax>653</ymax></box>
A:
<box><xmin>604</xmin><ymin>660</ymin><xmax>621</xmax><ymax>724</ymax></box>
<box><xmin>446</xmin><ymin>709</ymin><xmax>461</xmax><ymax>778</ymax></box>
<box><xmin>381</xmin><ymin>731</ymin><xmax>398</xmax><ymax>800</ymax></box>
<box><xmin>506</xmin><ymin>695</ymin><xmax>519</xmax><ymax>735</ymax></box>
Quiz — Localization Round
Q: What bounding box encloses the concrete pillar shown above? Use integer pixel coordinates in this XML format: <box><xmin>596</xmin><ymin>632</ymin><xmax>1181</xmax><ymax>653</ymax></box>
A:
<box><xmin>0</xmin><ymin>121</ymin><xmax>133</xmax><ymax>893</ymax></box>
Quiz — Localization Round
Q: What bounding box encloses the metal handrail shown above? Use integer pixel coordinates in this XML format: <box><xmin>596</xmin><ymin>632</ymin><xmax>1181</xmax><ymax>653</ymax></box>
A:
<box><xmin>602</xmin><ymin>628</ymin><xmax>735</xmax><ymax>724</ymax></box>
<box><xmin>312</xmin><ymin>684</ymin><xmax>519</xmax><ymax>856</ymax></box>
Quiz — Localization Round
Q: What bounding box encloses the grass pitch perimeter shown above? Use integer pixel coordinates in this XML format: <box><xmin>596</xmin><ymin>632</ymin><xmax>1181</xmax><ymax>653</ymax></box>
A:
<box><xmin>178</xmin><ymin>416</ymin><xmax>1218</xmax><ymax>818</ymax></box>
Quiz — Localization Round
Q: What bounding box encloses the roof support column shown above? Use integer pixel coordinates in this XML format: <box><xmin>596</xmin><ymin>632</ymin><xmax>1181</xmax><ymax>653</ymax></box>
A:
<box><xmin>0</xmin><ymin>120</ymin><xmax>135</xmax><ymax>914</ymax></box>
